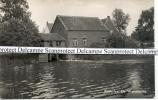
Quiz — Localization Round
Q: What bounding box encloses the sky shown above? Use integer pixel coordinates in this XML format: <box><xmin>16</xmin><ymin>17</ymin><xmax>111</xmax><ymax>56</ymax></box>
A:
<box><xmin>27</xmin><ymin>0</ymin><xmax>154</xmax><ymax>35</ymax></box>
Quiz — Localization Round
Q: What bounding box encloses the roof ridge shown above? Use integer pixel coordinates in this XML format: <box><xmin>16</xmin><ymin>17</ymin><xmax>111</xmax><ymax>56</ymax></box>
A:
<box><xmin>57</xmin><ymin>15</ymin><xmax>99</xmax><ymax>19</ymax></box>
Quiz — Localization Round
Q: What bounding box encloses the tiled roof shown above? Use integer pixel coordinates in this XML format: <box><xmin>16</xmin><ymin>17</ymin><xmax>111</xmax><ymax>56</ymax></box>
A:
<box><xmin>47</xmin><ymin>22</ymin><xmax>53</xmax><ymax>32</ymax></box>
<box><xmin>39</xmin><ymin>33</ymin><xmax>65</xmax><ymax>41</ymax></box>
<box><xmin>57</xmin><ymin>15</ymin><xmax>108</xmax><ymax>31</ymax></box>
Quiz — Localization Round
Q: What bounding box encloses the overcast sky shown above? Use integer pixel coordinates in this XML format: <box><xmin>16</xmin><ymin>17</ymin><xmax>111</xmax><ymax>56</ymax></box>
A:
<box><xmin>28</xmin><ymin>0</ymin><xmax>154</xmax><ymax>35</ymax></box>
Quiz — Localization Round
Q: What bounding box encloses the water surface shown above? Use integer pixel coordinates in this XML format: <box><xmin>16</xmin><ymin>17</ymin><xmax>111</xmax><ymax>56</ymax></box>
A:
<box><xmin>0</xmin><ymin>59</ymin><xmax>155</xmax><ymax>98</ymax></box>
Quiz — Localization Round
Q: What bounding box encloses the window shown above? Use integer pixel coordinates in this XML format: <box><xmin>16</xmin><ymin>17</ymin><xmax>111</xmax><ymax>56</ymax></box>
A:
<box><xmin>56</xmin><ymin>41</ymin><xmax>61</xmax><ymax>47</ymax></box>
<box><xmin>49</xmin><ymin>40</ymin><xmax>53</xmax><ymax>47</ymax></box>
<box><xmin>40</xmin><ymin>40</ymin><xmax>44</xmax><ymax>47</ymax></box>
<box><xmin>82</xmin><ymin>38</ymin><xmax>87</xmax><ymax>46</ymax></box>
<box><xmin>73</xmin><ymin>39</ymin><xmax>78</xmax><ymax>47</ymax></box>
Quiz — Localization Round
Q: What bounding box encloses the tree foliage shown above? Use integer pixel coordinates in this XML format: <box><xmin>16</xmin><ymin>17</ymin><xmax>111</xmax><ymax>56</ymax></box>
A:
<box><xmin>0</xmin><ymin>18</ymin><xmax>41</xmax><ymax>46</ymax></box>
<box><xmin>0</xmin><ymin>0</ymin><xmax>29</xmax><ymax>22</ymax></box>
<box><xmin>98</xmin><ymin>8</ymin><xmax>137</xmax><ymax>48</ymax></box>
<box><xmin>131</xmin><ymin>7</ymin><xmax>154</xmax><ymax>42</ymax></box>
<box><xmin>112</xmin><ymin>9</ymin><xmax>130</xmax><ymax>33</ymax></box>
<box><xmin>106</xmin><ymin>33</ymin><xmax>138</xmax><ymax>48</ymax></box>
<box><xmin>0</xmin><ymin>0</ymin><xmax>41</xmax><ymax>46</ymax></box>
<box><xmin>90</xmin><ymin>33</ymin><xmax>139</xmax><ymax>48</ymax></box>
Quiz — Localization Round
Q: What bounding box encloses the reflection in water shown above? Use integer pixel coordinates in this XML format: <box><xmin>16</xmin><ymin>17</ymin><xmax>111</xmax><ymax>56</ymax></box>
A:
<box><xmin>128</xmin><ymin>69</ymin><xmax>142</xmax><ymax>90</ymax></box>
<box><xmin>0</xmin><ymin>59</ymin><xmax>155</xmax><ymax>99</ymax></box>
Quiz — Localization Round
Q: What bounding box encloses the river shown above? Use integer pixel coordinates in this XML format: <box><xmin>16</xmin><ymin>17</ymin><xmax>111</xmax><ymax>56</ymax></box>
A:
<box><xmin>0</xmin><ymin>58</ymin><xmax>155</xmax><ymax>98</ymax></box>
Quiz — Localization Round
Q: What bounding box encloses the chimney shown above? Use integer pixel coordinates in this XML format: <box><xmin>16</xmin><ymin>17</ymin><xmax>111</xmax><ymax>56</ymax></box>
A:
<box><xmin>107</xmin><ymin>16</ymin><xmax>110</xmax><ymax>19</ymax></box>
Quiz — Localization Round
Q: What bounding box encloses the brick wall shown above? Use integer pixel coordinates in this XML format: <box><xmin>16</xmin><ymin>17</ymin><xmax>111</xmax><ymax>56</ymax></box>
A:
<box><xmin>51</xmin><ymin>17</ymin><xmax>68</xmax><ymax>46</ymax></box>
<box><xmin>67</xmin><ymin>30</ymin><xmax>109</xmax><ymax>47</ymax></box>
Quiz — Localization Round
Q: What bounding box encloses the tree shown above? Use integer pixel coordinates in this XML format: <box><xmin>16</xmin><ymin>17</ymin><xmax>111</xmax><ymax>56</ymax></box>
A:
<box><xmin>0</xmin><ymin>0</ymin><xmax>41</xmax><ymax>46</ymax></box>
<box><xmin>107</xmin><ymin>33</ymin><xmax>123</xmax><ymax>48</ymax></box>
<box><xmin>106</xmin><ymin>33</ymin><xmax>139</xmax><ymax>48</ymax></box>
<box><xmin>0</xmin><ymin>17</ymin><xmax>41</xmax><ymax>46</ymax></box>
<box><xmin>0</xmin><ymin>0</ymin><xmax>29</xmax><ymax>22</ymax></box>
<box><xmin>112</xmin><ymin>8</ymin><xmax>130</xmax><ymax>33</ymax></box>
<box><xmin>89</xmin><ymin>33</ymin><xmax>138</xmax><ymax>48</ymax></box>
<box><xmin>131</xmin><ymin>7</ymin><xmax>154</xmax><ymax>43</ymax></box>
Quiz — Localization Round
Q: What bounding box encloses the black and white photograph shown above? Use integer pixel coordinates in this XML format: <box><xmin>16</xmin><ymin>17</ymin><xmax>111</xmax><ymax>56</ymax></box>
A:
<box><xmin>0</xmin><ymin>0</ymin><xmax>155</xmax><ymax>99</ymax></box>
